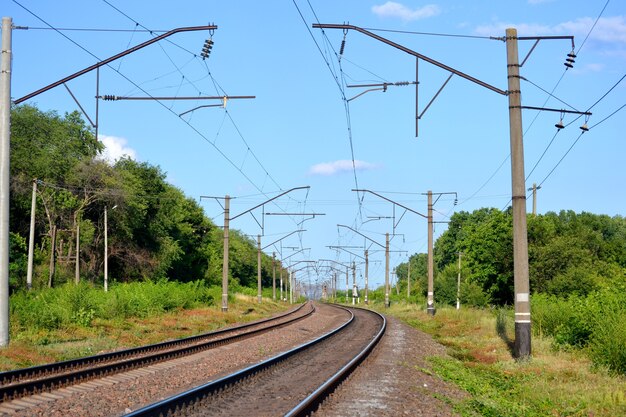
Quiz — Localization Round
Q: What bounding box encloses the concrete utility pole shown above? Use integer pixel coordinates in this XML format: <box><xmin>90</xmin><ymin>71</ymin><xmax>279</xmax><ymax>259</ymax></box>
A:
<box><xmin>27</xmin><ymin>179</ymin><xmax>37</xmax><ymax>290</ymax></box>
<box><xmin>506</xmin><ymin>28</ymin><xmax>531</xmax><ymax>358</ymax></box>
<box><xmin>104</xmin><ymin>206</ymin><xmax>109</xmax><ymax>292</ymax></box>
<box><xmin>385</xmin><ymin>233</ymin><xmax>390</xmax><ymax>308</ymax></box>
<box><xmin>528</xmin><ymin>183</ymin><xmax>541</xmax><ymax>216</ymax></box>
<box><xmin>272</xmin><ymin>252</ymin><xmax>276</xmax><ymax>301</ymax></box>
<box><xmin>345</xmin><ymin>267</ymin><xmax>349</xmax><ymax>303</ymax></box>
<box><xmin>427</xmin><ymin>191</ymin><xmax>435</xmax><ymax>315</ymax></box>
<box><xmin>222</xmin><ymin>195</ymin><xmax>230</xmax><ymax>311</ymax></box>
<box><xmin>364</xmin><ymin>250</ymin><xmax>369</xmax><ymax>304</ymax></box>
<box><xmin>456</xmin><ymin>252</ymin><xmax>463</xmax><ymax>310</ymax></box>
<box><xmin>75</xmin><ymin>221</ymin><xmax>80</xmax><ymax>284</ymax></box>
<box><xmin>257</xmin><ymin>235</ymin><xmax>262</xmax><ymax>303</ymax></box>
<box><xmin>352</xmin><ymin>261</ymin><xmax>356</xmax><ymax>305</ymax></box>
<box><xmin>0</xmin><ymin>16</ymin><xmax>12</xmax><ymax>347</ymax></box>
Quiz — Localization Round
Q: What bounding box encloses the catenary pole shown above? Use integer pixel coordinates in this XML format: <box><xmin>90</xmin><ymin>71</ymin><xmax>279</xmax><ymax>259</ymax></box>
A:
<box><xmin>104</xmin><ymin>206</ymin><xmax>109</xmax><ymax>292</ymax></box>
<box><xmin>222</xmin><ymin>195</ymin><xmax>230</xmax><ymax>311</ymax></box>
<box><xmin>385</xmin><ymin>233</ymin><xmax>390</xmax><ymax>307</ymax></box>
<box><xmin>506</xmin><ymin>28</ymin><xmax>531</xmax><ymax>358</ymax></box>
<box><xmin>456</xmin><ymin>252</ymin><xmax>463</xmax><ymax>310</ymax></box>
<box><xmin>27</xmin><ymin>179</ymin><xmax>36</xmax><ymax>290</ymax></box>
<box><xmin>0</xmin><ymin>16</ymin><xmax>12</xmax><ymax>347</ymax></box>
<box><xmin>427</xmin><ymin>191</ymin><xmax>435</xmax><ymax>315</ymax></box>
<box><xmin>257</xmin><ymin>235</ymin><xmax>262</xmax><ymax>303</ymax></box>
<box><xmin>272</xmin><ymin>252</ymin><xmax>276</xmax><ymax>301</ymax></box>
<box><xmin>75</xmin><ymin>220</ymin><xmax>80</xmax><ymax>284</ymax></box>
<box><xmin>364</xmin><ymin>249</ymin><xmax>369</xmax><ymax>304</ymax></box>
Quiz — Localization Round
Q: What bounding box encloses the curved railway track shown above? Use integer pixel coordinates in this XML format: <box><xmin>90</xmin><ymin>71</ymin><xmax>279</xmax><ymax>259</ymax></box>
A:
<box><xmin>0</xmin><ymin>302</ymin><xmax>313</xmax><ymax>403</ymax></box>
<box><xmin>126</xmin><ymin>305</ymin><xmax>386</xmax><ymax>417</ymax></box>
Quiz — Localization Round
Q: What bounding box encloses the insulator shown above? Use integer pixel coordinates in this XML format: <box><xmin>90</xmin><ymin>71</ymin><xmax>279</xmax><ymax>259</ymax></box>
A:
<box><xmin>564</xmin><ymin>62</ymin><xmax>573</xmax><ymax>68</ymax></box>
<box><xmin>566</xmin><ymin>58</ymin><xmax>575</xmax><ymax>63</ymax></box>
<box><xmin>102</xmin><ymin>95</ymin><xmax>117</xmax><ymax>101</ymax></box>
<box><xmin>567</xmin><ymin>52</ymin><xmax>577</xmax><ymax>58</ymax></box>
<box><xmin>201</xmin><ymin>39</ymin><xmax>214</xmax><ymax>59</ymax></box>
<box><xmin>339</xmin><ymin>39</ymin><xmax>346</xmax><ymax>56</ymax></box>
<box><xmin>580</xmin><ymin>123</ymin><xmax>589</xmax><ymax>132</ymax></box>
<box><xmin>555</xmin><ymin>118</ymin><xmax>564</xmax><ymax>129</ymax></box>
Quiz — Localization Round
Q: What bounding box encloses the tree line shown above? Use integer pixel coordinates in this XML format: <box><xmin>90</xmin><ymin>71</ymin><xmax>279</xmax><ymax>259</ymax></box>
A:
<box><xmin>9</xmin><ymin>105</ymin><xmax>280</xmax><ymax>292</ymax></box>
<box><xmin>394</xmin><ymin>207</ymin><xmax>626</xmax><ymax>306</ymax></box>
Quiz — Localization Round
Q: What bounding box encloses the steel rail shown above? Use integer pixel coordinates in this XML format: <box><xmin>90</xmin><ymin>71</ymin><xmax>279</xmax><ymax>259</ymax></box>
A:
<box><xmin>285</xmin><ymin>306</ymin><xmax>387</xmax><ymax>416</ymax></box>
<box><xmin>125</xmin><ymin>306</ymin><xmax>385</xmax><ymax>417</ymax></box>
<box><xmin>0</xmin><ymin>302</ymin><xmax>312</xmax><ymax>402</ymax></box>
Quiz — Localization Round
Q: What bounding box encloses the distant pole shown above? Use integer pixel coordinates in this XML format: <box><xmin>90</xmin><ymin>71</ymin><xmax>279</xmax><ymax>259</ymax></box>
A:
<box><xmin>364</xmin><ymin>249</ymin><xmax>369</xmax><ymax>305</ymax></box>
<box><xmin>456</xmin><ymin>252</ymin><xmax>463</xmax><ymax>310</ymax></box>
<box><xmin>257</xmin><ymin>235</ymin><xmax>262</xmax><ymax>303</ymax></box>
<box><xmin>48</xmin><ymin>224</ymin><xmax>56</xmax><ymax>288</ymax></box>
<box><xmin>352</xmin><ymin>261</ymin><xmax>356</xmax><ymax>305</ymax></box>
<box><xmin>506</xmin><ymin>28</ymin><xmax>531</xmax><ymax>359</ymax></box>
<box><xmin>345</xmin><ymin>267</ymin><xmax>349</xmax><ymax>303</ymax></box>
<box><xmin>104</xmin><ymin>206</ymin><xmax>108</xmax><ymax>292</ymax></box>
<box><xmin>272</xmin><ymin>252</ymin><xmax>276</xmax><ymax>301</ymax></box>
<box><xmin>0</xmin><ymin>16</ymin><xmax>13</xmax><ymax>347</ymax></box>
<box><xmin>222</xmin><ymin>195</ymin><xmax>230</xmax><ymax>312</ymax></box>
<box><xmin>528</xmin><ymin>183</ymin><xmax>541</xmax><ymax>216</ymax></box>
<box><xmin>427</xmin><ymin>191</ymin><xmax>435</xmax><ymax>315</ymax></box>
<box><xmin>407</xmin><ymin>256</ymin><xmax>411</xmax><ymax>299</ymax></box>
<box><xmin>333</xmin><ymin>271</ymin><xmax>337</xmax><ymax>302</ymax></box>
<box><xmin>27</xmin><ymin>179</ymin><xmax>37</xmax><ymax>290</ymax></box>
<box><xmin>289</xmin><ymin>270</ymin><xmax>294</xmax><ymax>304</ymax></box>
<box><xmin>75</xmin><ymin>221</ymin><xmax>80</xmax><ymax>284</ymax></box>
<box><xmin>385</xmin><ymin>232</ymin><xmax>390</xmax><ymax>307</ymax></box>
<box><xmin>280</xmin><ymin>268</ymin><xmax>283</xmax><ymax>301</ymax></box>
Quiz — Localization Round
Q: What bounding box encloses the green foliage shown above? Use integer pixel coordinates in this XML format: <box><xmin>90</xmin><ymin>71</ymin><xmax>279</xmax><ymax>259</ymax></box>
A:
<box><xmin>10</xmin><ymin>281</ymin><xmax>215</xmax><ymax>331</ymax></box>
<box><xmin>9</xmin><ymin>232</ymin><xmax>27</xmax><ymax>292</ymax></box>
<box><xmin>532</xmin><ymin>287</ymin><xmax>626</xmax><ymax>374</ymax></box>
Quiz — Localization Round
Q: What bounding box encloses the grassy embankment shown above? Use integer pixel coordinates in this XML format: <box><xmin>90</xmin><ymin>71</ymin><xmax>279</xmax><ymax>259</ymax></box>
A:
<box><xmin>1</xmin><ymin>281</ymin><xmax>293</xmax><ymax>371</ymax></box>
<box><xmin>382</xmin><ymin>301</ymin><xmax>626</xmax><ymax>417</ymax></box>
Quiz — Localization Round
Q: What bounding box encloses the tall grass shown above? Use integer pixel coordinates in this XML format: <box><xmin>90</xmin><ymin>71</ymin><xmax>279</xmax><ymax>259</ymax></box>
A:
<box><xmin>10</xmin><ymin>280</ymin><xmax>215</xmax><ymax>332</ymax></box>
<box><xmin>532</xmin><ymin>285</ymin><xmax>626</xmax><ymax>374</ymax></box>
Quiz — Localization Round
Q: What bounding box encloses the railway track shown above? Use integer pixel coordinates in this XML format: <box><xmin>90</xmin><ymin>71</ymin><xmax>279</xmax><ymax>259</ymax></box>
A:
<box><xmin>0</xmin><ymin>302</ymin><xmax>313</xmax><ymax>404</ymax></box>
<box><xmin>125</xmin><ymin>305</ymin><xmax>386</xmax><ymax>417</ymax></box>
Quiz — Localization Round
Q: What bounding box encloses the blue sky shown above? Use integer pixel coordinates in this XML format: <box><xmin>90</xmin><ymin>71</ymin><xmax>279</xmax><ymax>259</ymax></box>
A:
<box><xmin>5</xmin><ymin>0</ymin><xmax>625</xmax><ymax>290</ymax></box>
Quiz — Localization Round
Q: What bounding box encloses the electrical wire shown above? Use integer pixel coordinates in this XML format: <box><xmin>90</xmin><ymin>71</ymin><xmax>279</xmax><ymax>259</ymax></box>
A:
<box><xmin>12</xmin><ymin>0</ymin><xmax>278</xmax><ymax>206</ymax></box>
<box><xmin>362</xmin><ymin>27</ymin><xmax>497</xmax><ymax>40</ymax></box>
<box><xmin>97</xmin><ymin>0</ymin><xmax>307</xmax><ymax>224</ymax></box>
<box><xmin>293</xmin><ymin>0</ymin><xmax>365</xmax><ymax>222</ymax></box>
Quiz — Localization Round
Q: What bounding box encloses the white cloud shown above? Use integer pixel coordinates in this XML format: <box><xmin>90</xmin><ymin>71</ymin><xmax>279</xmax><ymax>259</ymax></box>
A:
<box><xmin>98</xmin><ymin>134</ymin><xmax>137</xmax><ymax>163</ymax></box>
<box><xmin>372</xmin><ymin>2</ymin><xmax>441</xmax><ymax>22</ymax></box>
<box><xmin>475</xmin><ymin>16</ymin><xmax>626</xmax><ymax>44</ymax></box>
<box><xmin>308</xmin><ymin>160</ymin><xmax>380</xmax><ymax>176</ymax></box>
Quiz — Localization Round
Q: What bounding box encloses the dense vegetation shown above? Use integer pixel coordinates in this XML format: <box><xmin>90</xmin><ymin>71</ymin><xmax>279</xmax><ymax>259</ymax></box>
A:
<box><xmin>9</xmin><ymin>105</ymin><xmax>281</xmax><ymax>291</ymax></box>
<box><xmin>7</xmin><ymin>104</ymin><xmax>626</xmax><ymax>375</ymax></box>
<box><xmin>392</xmin><ymin>208</ymin><xmax>626</xmax><ymax>373</ymax></box>
<box><xmin>395</xmin><ymin>207</ymin><xmax>626</xmax><ymax>306</ymax></box>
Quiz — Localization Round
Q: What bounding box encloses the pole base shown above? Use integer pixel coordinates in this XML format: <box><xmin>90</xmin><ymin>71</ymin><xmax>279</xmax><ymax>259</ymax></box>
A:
<box><xmin>427</xmin><ymin>306</ymin><xmax>436</xmax><ymax>316</ymax></box>
<box><xmin>221</xmin><ymin>307</ymin><xmax>228</xmax><ymax>312</ymax></box>
<box><xmin>514</xmin><ymin>321</ymin><xmax>531</xmax><ymax>359</ymax></box>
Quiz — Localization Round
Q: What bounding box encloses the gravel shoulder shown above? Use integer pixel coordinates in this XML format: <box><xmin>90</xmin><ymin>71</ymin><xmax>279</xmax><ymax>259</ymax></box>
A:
<box><xmin>316</xmin><ymin>314</ymin><xmax>467</xmax><ymax>416</ymax></box>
